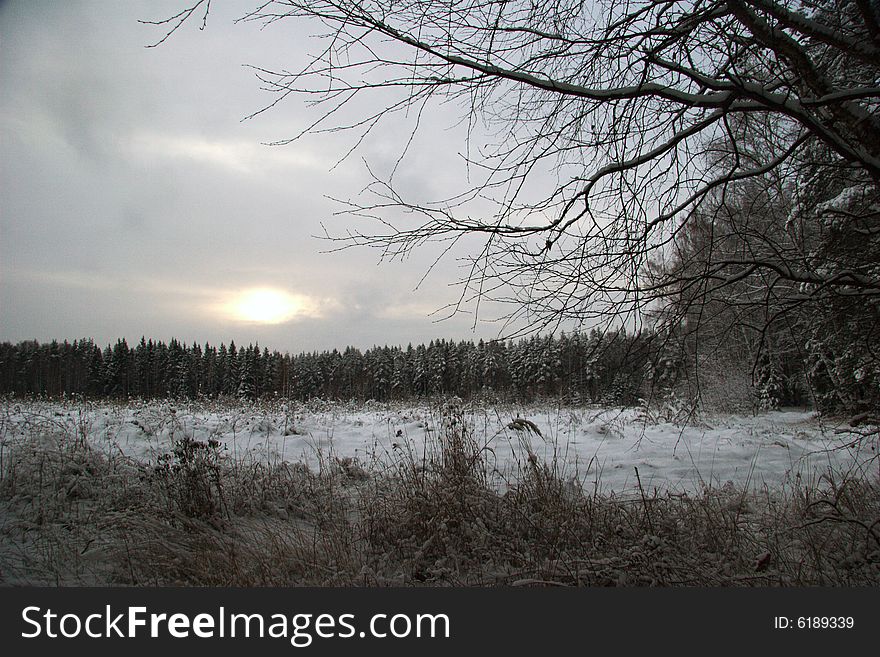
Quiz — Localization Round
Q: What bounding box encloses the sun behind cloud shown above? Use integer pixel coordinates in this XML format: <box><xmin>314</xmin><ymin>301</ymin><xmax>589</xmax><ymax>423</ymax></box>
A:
<box><xmin>224</xmin><ymin>288</ymin><xmax>310</xmax><ymax>324</ymax></box>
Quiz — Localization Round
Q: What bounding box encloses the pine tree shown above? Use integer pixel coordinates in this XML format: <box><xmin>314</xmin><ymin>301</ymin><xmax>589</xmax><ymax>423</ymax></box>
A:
<box><xmin>237</xmin><ymin>344</ymin><xmax>256</xmax><ymax>399</ymax></box>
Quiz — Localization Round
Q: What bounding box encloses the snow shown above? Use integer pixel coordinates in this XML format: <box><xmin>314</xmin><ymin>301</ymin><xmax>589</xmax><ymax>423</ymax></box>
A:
<box><xmin>1</xmin><ymin>399</ymin><xmax>876</xmax><ymax>495</ymax></box>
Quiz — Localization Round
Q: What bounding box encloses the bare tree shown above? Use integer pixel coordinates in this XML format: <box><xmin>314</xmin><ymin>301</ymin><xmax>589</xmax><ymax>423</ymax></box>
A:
<box><xmin>148</xmin><ymin>1</ymin><xmax>880</xmax><ymax>408</ymax></box>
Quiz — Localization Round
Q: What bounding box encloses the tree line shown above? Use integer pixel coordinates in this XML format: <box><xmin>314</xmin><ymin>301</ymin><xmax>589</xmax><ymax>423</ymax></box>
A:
<box><xmin>0</xmin><ymin>331</ymin><xmax>655</xmax><ymax>404</ymax></box>
<box><xmin>2</xmin><ymin>324</ymin><xmax>870</xmax><ymax>413</ymax></box>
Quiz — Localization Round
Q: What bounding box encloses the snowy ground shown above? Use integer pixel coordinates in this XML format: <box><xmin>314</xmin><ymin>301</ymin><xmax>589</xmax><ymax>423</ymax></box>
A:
<box><xmin>1</xmin><ymin>398</ymin><xmax>876</xmax><ymax>494</ymax></box>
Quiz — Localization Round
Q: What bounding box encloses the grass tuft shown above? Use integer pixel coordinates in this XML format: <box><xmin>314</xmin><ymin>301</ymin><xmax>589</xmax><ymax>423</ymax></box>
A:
<box><xmin>0</xmin><ymin>403</ymin><xmax>877</xmax><ymax>586</ymax></box>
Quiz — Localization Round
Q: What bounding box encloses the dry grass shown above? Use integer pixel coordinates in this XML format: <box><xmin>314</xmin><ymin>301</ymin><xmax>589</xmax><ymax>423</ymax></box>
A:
<box><xmin>0</xmin><ymin>405</ymin><xmax>877</xmax><ymax>586</ymax></box>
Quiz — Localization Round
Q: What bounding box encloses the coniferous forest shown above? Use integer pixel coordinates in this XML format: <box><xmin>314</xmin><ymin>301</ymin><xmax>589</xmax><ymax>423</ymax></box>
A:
<box><xmin>0</xmin><ymin>332</ymin><xmax>654</xmax><ymax>405</ymax></box>
<box><xmin>2</xmin><ymin>326</ymin><xmax>863</xmax><ymax>413</ymax></box>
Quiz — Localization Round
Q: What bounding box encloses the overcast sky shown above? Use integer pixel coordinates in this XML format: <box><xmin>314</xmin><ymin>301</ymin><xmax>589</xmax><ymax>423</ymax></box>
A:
<box><xmin>0</xmin><ymin>0</ymin><xmax>517</xmax><ymax>353</ymax></box>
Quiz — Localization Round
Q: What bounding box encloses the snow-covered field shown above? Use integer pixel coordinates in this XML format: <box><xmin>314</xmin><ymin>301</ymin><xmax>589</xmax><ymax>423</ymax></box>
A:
<box><xmin>1</xmin><ymin>398</ymin><xmax>876</xmax><ymax>494</ymax></box>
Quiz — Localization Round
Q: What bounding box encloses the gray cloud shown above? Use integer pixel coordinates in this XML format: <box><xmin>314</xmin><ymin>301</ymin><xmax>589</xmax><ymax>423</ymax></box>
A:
<box><xmin>0</xmin><ymin>0</ymin><xmax>514</xmax><ymax>353</ymax></box>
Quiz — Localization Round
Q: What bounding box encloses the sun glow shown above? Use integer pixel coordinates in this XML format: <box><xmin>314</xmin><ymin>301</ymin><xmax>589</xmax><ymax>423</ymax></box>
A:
<box><xmin>226</xmin><ymin>288</ymin><xmax>305</xmax><ymax>324</ymax></box>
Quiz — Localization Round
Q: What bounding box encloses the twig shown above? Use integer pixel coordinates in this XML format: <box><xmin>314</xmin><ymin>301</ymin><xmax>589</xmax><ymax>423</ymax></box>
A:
<box><xmin>634</xmin><ymin>466</ymin><xmax>655</xmax><ymax>534</ymax></box>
